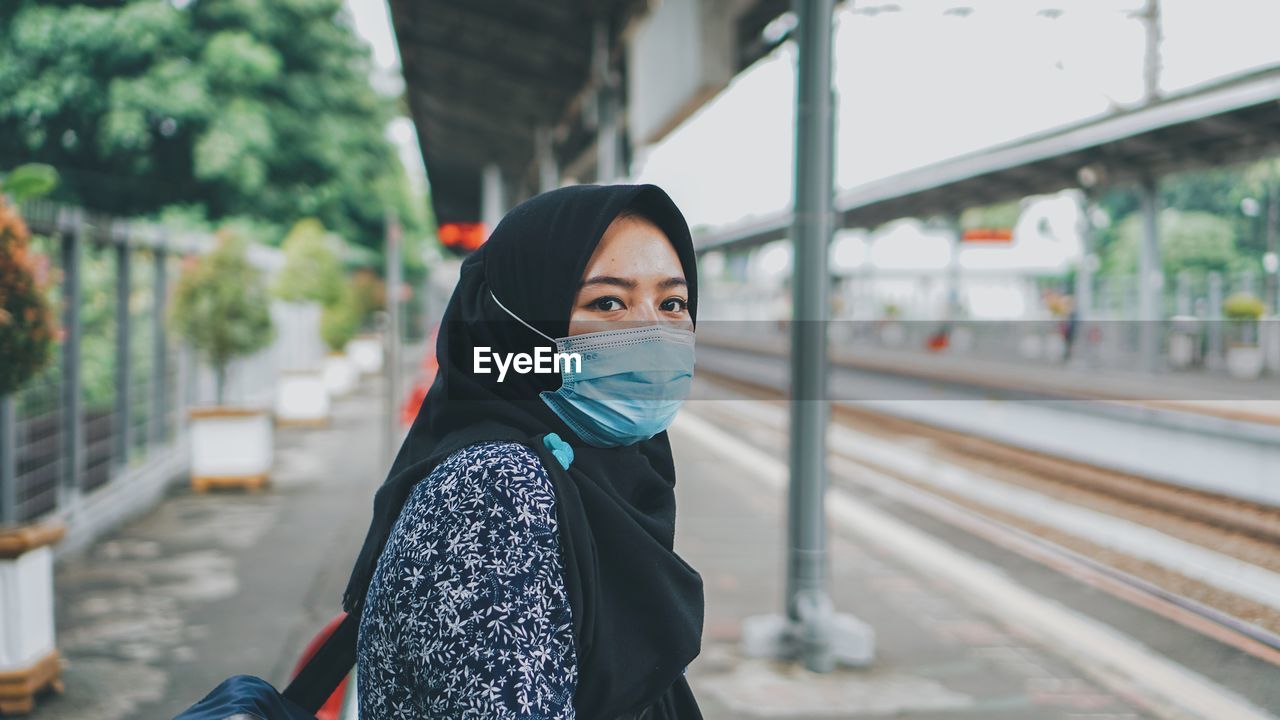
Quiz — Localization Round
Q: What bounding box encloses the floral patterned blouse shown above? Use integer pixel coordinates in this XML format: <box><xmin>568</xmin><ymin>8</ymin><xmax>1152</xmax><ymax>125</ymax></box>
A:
<box><xmin>355</xmin><ymin>441</ymin><xmax>578</xmax><ymax>719</ymax></box>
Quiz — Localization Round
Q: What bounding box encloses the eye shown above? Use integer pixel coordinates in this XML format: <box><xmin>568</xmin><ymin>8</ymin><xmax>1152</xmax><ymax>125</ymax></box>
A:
<box><xmin>661</xmin><ymin>297</ymin><xmax>688</xmax><ymax>313</ymax></box>
<box><xmin>588</xmin><ymin>296</ymin><xmax>625</xmax><ymax>312</ymax></box>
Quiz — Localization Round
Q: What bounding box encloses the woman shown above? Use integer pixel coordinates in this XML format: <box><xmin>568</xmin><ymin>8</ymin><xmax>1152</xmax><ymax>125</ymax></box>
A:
<box><xmin>342</xmin><ymin>184</ymin><xmax>705</xmax><ymax>719</ymax></box>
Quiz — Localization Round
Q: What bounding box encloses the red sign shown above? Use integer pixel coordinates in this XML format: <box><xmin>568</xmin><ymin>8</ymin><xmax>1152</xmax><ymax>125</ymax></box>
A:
<box><xmin>962</xmin><ymin>227</ymin><xmax>1013</xmax><ymax>243</ymax></box>
<box><xmin>439</xmin><ymin>222</ymin><xmax>488</xmax><ymax>252</ymax></box>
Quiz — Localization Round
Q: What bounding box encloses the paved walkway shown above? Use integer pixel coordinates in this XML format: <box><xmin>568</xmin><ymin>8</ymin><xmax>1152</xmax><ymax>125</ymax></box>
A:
<box><xmin>39</xmin><ymin>378</ymin><xmax>391</xmax><ymax>719</ymax></box>
<box><xmin>672</xmin><ymin>404</ymin><xmax>1159</xmax><ymax>720</ymax></box>
<box><xmin>34</xmin><ymin>374</ymin><xmax>1207</xmax><ymax>719</ymax></box>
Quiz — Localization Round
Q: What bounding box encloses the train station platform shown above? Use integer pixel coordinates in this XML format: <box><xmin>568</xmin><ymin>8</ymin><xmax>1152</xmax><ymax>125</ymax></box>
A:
<box><xmin>698</xmin><ymin>331</ymin><xmax>1280</xmax><ymax>424</ymax></box>
<box><xmin>32</xmin><ymin>372</ymin><xmax>1276</xmax><ymax>719</ymax></box>
<box><xmin>673</xmin><ymin>388</ymin><xmax>1278</xmax><ymax>719</ymax></box>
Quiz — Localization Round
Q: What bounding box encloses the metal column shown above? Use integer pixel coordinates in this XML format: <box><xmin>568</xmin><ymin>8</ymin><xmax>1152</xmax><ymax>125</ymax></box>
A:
<box><xmin>384</xmin><ymin>212</ymin><xmax>403</xmax><ymax>468</ymax></box>
<box><xmin>114</xmin><ymin>240</ymin><xmax>132</xmax><ymax>465</ymax></box>
<box><xmin>1</xmin><ymin>395</ymin><xmax>16</xmax><ymax>525</ymax></box>
<box><xmin>1073</xmin><ymin>190</ymin><xmax>1096</xmax><ymax>366</ymax></box>
<box><xmin>593</xmin><ymin>19</ymin><xmax>619</xmax><ymax>183</ymax></box>
<box><xmin>946</xmin><ymin>216</ymin><xmax>963</xmax><ymax>319</ymax></box>
<box><xmin>1141</xmin><ymin>0</ymin><xmax>1162</xmax><ymax>101</ymax></box>
<box><xmin>536</xmin><ymin>127</ymin><xmax>559</xmax><ymax>194</ymax></box>
<box><xmin>742</xmin><ymin>0</ymin><xmax>874</xmax><ymax>673</ymax></box>
<box><xmin>1206</xmin><ymin>272</ymin><xmax>1225</xmax><ymax>369</ymax></box>
<box><xmin>60</xmin><ymin>210</ymin><xmax>85</xmax><ymax>511</ymax></box>
<box><xmin>152</xmin><ymin>244</ymin><xmax>169</xmax><ymax>445</ymax></box>
<box><xmin>481</xmin><ymin>164</ymin><xmax>505</xmax><ymax>236</ymax></box>
<box><xmin>1138</xmin><ymin>177</ymin><xmax>1163</xmax><ymax>372</ymax></box>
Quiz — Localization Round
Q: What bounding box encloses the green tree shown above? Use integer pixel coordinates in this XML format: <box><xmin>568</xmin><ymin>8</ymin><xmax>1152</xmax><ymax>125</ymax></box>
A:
<box><xmin>168</xmin><ymin>228</ymin><xmax>274</xmax><ymax>404</ymax></box>
<box><xmin>1102</xmin><ymin>209</ymin><xmax>1247</xmax><ymax>277</ymax></box>
<box><xmin>320</xmin><ymin>282</ymin><xmax>360</xmax><ymax>352</ymax></box>
<box><xmin>273</xmin><ymin>218</ymin><xmax>344</xmax><ymax>305</ymax></box>
<box><xmin>0</xmin><ymin>0</ymin><xmax>402</xmax><ymax>253</ymax></box>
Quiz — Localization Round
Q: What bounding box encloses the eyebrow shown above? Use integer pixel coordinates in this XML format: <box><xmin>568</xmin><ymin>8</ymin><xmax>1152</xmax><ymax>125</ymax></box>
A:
<box><xmin>579</xmin><ymin>275</ymin><xmax>687</xmax><ymax>290</ymax></box>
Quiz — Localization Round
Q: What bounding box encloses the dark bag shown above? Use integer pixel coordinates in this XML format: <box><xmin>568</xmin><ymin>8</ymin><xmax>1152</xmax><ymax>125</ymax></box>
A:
<box><xmin>173</xmin><ymin>612</ymin><xmax>359</xmax><ymax>720</ymax></box>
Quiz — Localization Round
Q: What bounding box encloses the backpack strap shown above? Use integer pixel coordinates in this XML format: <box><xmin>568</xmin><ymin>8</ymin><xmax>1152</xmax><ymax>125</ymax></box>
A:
<box><xmin>281</xmin><ymin>610</ymin><xmax>359</xmax><ymax>713</ymax></box>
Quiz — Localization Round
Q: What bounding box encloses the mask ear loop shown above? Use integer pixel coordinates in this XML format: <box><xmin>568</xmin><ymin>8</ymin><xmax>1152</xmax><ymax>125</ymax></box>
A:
<box><xmin>489</xmin><ymin>289</ymin><xmax>557</xmax><ymax>344</ymax></box>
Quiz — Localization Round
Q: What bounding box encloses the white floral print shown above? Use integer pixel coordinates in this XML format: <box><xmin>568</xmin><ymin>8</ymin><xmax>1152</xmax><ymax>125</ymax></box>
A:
<box><xmin>356</xmin><ymin>441</ymin><xmax>577</xmax><ymax>719</ymax></box>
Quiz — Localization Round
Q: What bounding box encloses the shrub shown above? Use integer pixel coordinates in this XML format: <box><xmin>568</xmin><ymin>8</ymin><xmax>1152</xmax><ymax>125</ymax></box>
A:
<box><xmin>169</xmin><ymin>228</ymin><xmax>274</xmax><ymax>404</ymax></box>
<box><xmin>272</xmin><ymin>218</ymin><xmax>343</xmax><ymax>306</ymax></box>
<box><xmin>320</xmin><ymin>283</ymin><xmax>360</xmax><ymax>352</ymax></box>
<box><xmin>349</xmin><ymin>268</ymin><xmax>385</xmax><ymax>330</ymax></box>
<box><xmin>0</xmin><ymin>193</ymin><xmax>58</xmax><ymax>396</ymax></box>
<box><xmin>1223</xmin><ymin>292</ymin><xmax>1265</xmax><ymax>321</ymax></box>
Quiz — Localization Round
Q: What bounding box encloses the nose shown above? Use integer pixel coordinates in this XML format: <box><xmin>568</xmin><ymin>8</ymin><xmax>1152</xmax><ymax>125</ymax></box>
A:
<box><xmin>629</xmin><ymin>299</ymin><xmax>661</xmax><ymax>325</ymax></box>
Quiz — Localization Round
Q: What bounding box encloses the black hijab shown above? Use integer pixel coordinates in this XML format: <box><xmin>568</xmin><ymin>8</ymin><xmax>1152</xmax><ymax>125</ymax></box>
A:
<box><xmin>342</xmin><ymin>183</ymin><xmax>705</xmax><ymax>719</ymax></box>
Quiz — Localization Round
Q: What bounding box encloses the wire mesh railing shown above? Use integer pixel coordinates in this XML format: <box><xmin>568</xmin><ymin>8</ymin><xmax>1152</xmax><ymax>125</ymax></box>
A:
<box><xmin>1</xmin><ymin>205</ymin><xmax>202</xmax><ymax>525</ymax></box>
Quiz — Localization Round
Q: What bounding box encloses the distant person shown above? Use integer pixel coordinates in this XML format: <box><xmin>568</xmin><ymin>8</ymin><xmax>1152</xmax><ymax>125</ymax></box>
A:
<box><xmin>1061</xmin><ymin>304</ymin><xmax>1079</xmax><ymax>362</ymax></box>
<box><xmin>343</xmin><ymin>185</ymin><xmax>705</xmax><ymax>719</ymax></box>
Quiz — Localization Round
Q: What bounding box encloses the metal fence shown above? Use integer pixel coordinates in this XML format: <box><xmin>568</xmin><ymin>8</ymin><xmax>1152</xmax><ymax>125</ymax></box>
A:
<box><xmin>700</xmin><ymin>266</ymin><xmax>1280</xmax><ymax>376</ymax></box>
<box><xmin>0</xmin><ymin>204</ymin><xmax>201</xmax><ymax>525</ymax></box>
<box><xmin>1</xmin><ymin>202</ymin><xmax>431</xmax><ymax>529</ymax></box>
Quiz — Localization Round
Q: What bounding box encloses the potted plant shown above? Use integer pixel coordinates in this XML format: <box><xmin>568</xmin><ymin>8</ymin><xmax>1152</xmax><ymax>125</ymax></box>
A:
<box><xmin>0</xmin><ymin>166</ymin><xmax>65</xmax><ymax>712</ymax></box>
<box><xmin>320</xmin><ymin>283</ymin><xmax>361</xmax><ymax>397</ymax></box>
<box><xmin>345</xmin><ymin>268</ymin><xmax>386</xmax><ymax>375</ymax></box>
<box><xmin>1223</xmin><ymin>291</ymin><xmax>1265</xmax><ymax>379</ymax></box>
<box><xmin>169</xmin><ymin>229</ymin><xmax>276</xmax><ymax>491</ymax></box>
<box><xmin>271</xmin><ymin>219</ymin><xmax>344</xmax><ymax>426</ymax></box>
<box><xmin>878</xmin><ymin>302</ymin><xmax>905</xmax><ymax>347</ymax></box>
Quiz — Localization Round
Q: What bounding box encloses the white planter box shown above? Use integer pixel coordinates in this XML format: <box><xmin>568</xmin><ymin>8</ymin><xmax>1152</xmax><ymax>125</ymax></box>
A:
<box><xmin>1227</xmin><ymin>344</ymin><xmax>1264</xmax><ymax>380</ymax></box>
<box><xmin>1168</xmin><ymin>333</ymin><xmax>1196</xmax><ymax>369</ymax></box>
<box><xmin>347</xmin><ymin>335</ymin><xmax>384</xmax><ymax>375</ymax></box>
<box><xmin>323</xmin><ymin>352</ymin><xmax>358</xmax><ymax>397</ymax></box>
<box><xmin>275</xmin><ymin>370</ymin><xmax>331</xmax><ymax>426</ymax></box>
<box><xmin>189</xmin><ymin>407</ymin><xmax>273</xmax><ymax>491</ymax></box>
<box><xmin>0</xmin><ymin>525</ymin><xmax>64</xmax><ymax>713</ymax></box>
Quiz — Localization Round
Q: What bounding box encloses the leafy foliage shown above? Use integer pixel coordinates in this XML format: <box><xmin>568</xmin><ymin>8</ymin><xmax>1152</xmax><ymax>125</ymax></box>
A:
<box><xmin>1102</xmin><ymin>209</ymin><xmax>1247</xmax><ymax>277</ymax></box>
<box><xmin>1</xmin><ymin>163</ymin><xmax>59</xmax><ymax>203</ymax></box>
<box><xmin>0</xmin><ymin>0</ymin><xmax>410</xmax><ymax>254</ymax></box>
<box><xmin>0</xmin><ymin>193</ymin><xmax>58</xmax><ymax>396</ymax></box>
<box><xmin>348</xmin><ymin>268</ymin><xmax>386</xmax><ymax>331</ymax></box>
<box><xmin>272</xmin><ymin>218</ymin><xmax>344</xmax><ymax>305</ymax></box>
<box><xmin>320</xmin><ymin>282</ymin><xmax>361</xmax><ymax>352</ymax></box>
<box><xmin>1223</xmin><ymin>291</ymin><xmax>1265</xmax><ymax>321</ymax></box>
<box><xmin>168</xmin><ymin>227</ymin><xmax>273</xmax><ymax>402</ymax></box>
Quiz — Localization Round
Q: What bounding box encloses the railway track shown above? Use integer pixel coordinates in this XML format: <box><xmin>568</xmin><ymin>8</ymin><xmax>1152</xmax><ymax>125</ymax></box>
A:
<box><xmin>690</xmin><ymin>364</ymin><xmax>1280</xmax><ymax>668</ymax></box>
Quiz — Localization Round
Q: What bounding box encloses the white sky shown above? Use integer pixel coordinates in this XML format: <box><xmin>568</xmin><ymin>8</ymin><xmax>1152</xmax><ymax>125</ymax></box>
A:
<box><xmin>634</xmin><ymin>0</ymin><xmax>1280</xmax><ymax>229</ymax></box>
<box><xmin>341</xmin><ymin>0</ymin><xmax>427</xmax><ymax>197</ymax></box>
<box><xmin>343</xmin><ymin>0</ymin><xmax>1280</xmax><ymax>231</ymax></box>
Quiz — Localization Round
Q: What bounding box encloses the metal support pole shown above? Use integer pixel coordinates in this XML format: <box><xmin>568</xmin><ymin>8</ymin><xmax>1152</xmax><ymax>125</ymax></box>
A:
<box><xmin>481</xmin><ymin>164</ymin><xmax>505</xmax><ymax>237</ymax></box>
<box><xmin>536</xmin><ymin>126</ymin><xmax>560</xmax><ymax>194</ymax></box>
<box><xmin>114</xmin><ymin>241</ymin><xmax>132</xmax><ymax>465</ymax></box>
<box><xmin>1</xmin><ymin>395</ymin><xmax>16</xmax><ymax>525</ymax></box>
<box><xmin>384</xmin><ymin>212</ymin><xmax>403</xmax><ymax>467</ymax></box>
<box><xmin>1141</xmin><ymin>0</ymin><xmax>1162</xmax><ymax>102</ymax></box>
<box><xmin>1074</xmin><ymin>193</ymin><xmax>1095</xmax><ymax>320</ymax></box>
<box><xmin>593</xmin><ymin>19</ymin><xmax>619</xmax><ymax>183</ymax></box>
<box><xmin>1138</xmin><ymin>177</ymin><xmax>1163</xmax><ymax>372</ymax></box>
<box><xmin>1176</xmin><ymin>271</ymin><xmax>1192</xmax><ymax>316</ymax></box>
<box><xmin>1207</xmin><ymin>272</ymin><xmax>1224</xmax><ymax>370</ymax></box>
<box><xmin>1074</xmin><ymin>192</ymin><xmax>1096</xmax><ymax>366</ymax></box>
<box><xmin>1266</xmin><ymin>180</ymin><xmax>1278</xmax><ymax>312</ymax></box>
<box><xmin>946</xmin><ymin>216</ymin><xmax>963</xmax><ymax>319</ymax></box>
<box><xmin>152</xmin><ymin>246</ymin><xmax>168</xmax><ymax>445</ymax></box>
<box><xmin>742</xmin><ymin>0</ymin><xmax>874</xmax><ymax>673</ymax></box>
<box><xmin>61</xmin><ymin>211</ymin><xmax>85</xmax><ymax>510</ymax></box>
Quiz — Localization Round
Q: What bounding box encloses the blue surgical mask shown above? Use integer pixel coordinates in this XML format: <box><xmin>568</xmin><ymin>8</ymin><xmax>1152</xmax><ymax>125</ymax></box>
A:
<box><xmin>490</xmin><ymin>290</ymin><xmax>695</xmax><ymax>447</ymax></box>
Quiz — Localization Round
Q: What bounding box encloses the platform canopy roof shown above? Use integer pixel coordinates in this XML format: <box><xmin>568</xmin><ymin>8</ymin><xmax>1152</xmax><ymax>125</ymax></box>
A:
<box><xmin>696</xmin><ymin>64</ymin><xmax>1280</xmax><ymax>253</ymax></box>
<box><xmin>389</xmin><ymin>0</ymin><xmax>790</xmax><ymax>226</ymax></box>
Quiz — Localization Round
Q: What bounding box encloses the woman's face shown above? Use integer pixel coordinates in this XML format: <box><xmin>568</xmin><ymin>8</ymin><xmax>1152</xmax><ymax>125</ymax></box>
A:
<box><xmin>568</xmin><ymin>215</ymin><xmax>691</xmax><ymax>336</ymax></box>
